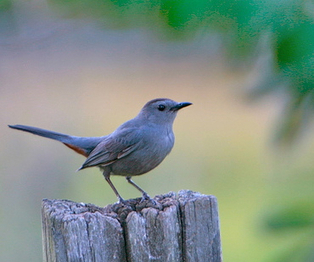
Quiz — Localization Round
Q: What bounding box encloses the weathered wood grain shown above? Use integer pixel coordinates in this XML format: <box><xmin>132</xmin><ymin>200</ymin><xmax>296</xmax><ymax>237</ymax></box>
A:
<box><xmin>42</xmin><ymin>199</ymin><xmax>126</xmax><ymax>262</ymax></box>
<box><xmin>178</xmin><ymin>191</ymin><xmax>222</xmax><ymax>262</ymax></box>
<box><xmin>124</xmin><ymin>196</ymin><xmax>182</xmax><ymax>262</ymax></box>
<box><xmin>42</xmin><ymin>190</ymin><xmax>222</xmax><ymax>262</ymax></box>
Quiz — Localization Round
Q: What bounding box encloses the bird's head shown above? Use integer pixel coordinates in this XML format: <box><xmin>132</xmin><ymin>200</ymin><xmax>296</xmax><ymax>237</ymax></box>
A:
<box><xmin>138</xmin><ymin>98</ymin><xmax>192</xmax><ymax>125</ymax></box>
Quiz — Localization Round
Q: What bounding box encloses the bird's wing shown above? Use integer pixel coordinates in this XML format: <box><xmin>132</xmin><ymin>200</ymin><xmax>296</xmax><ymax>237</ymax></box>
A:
<box><xmin>79</xmin><ymin>129</ymin><xmax>141</xmax><ymax>169</ymax></box>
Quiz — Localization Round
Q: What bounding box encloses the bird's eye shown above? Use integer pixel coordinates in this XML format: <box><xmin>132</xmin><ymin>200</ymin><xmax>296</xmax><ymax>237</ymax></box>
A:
<box><xmin>158</xmin><ymin>104</ymin><xmax>166</xmax><ymax>111</ymax></box>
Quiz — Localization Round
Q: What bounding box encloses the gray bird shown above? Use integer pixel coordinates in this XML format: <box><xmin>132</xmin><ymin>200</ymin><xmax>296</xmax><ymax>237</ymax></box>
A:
<box><xmin>8</xmin><ymin>98</ymin><xmax>192</xmax><ymax>203</ymax></box>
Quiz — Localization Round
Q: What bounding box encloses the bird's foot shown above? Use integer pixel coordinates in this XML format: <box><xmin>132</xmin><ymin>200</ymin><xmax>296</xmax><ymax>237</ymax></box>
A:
<box><xmin>142</xmin><ymin>192</ymin><xmax>150</xmax><ymax>200</ymax></box>
<box><xmin>117</xmin><ymin>197</ymin><xmax>129</xmax><ymax>206</ymax></box>
<box><xmin>140</xmin><ymin>192</ymin><xmax>159</xmax><ymax>206</ymax></box>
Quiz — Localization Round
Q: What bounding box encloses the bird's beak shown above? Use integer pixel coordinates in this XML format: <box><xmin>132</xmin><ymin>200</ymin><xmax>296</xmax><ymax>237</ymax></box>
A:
<box><xmin>171</xmin><ymin>102</ymin><xmax>192</xmax><ymax>111</ymax></box>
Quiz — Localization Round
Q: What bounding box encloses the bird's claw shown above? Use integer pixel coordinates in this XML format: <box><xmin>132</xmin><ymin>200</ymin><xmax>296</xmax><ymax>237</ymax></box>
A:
<box><xmin>117</xmin><ymin>197</ymin><xmax>128</xmax><ymax>206</ymax></box>
<box><xmin>142</xmin><ymin>192</ymin><xmax>151</xmax><ymax>200</ymax></box>
<box><xmin>140</xmin><ymin>193</ymin><xmax>158</xmax><ymax>206</ymax></box>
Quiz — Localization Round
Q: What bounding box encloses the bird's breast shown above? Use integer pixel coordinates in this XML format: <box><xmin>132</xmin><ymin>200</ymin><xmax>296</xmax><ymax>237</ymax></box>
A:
<box><xmin>110</xmin><ymin>127</ymin><xmax>175</xmax><ymax>176</ymax></box>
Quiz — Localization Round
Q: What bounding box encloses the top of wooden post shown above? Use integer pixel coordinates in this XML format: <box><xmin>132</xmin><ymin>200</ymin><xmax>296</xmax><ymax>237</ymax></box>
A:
<box><xmin>42</xmin><ymin>190</ymin><xmax>222</xmax><ymax>262</ymax></box>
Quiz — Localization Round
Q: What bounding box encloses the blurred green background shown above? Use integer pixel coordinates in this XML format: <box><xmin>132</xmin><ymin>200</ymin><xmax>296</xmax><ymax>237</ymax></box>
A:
<box><xmin>1</xmin><ymin>0</ymin><xmax>314</xmax><ymax>261</ymax></box>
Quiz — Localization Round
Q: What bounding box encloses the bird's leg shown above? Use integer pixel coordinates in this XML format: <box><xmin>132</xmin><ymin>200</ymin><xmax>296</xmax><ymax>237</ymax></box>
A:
<box><xmin>103</xmin><ymin>173</ymin><xmax>125</xmax><ymax>204</ymax></box>
<box><xmin>126</xmin><ymin>176</ymin><xmax>151</xmax><ymax>200</ymax></box>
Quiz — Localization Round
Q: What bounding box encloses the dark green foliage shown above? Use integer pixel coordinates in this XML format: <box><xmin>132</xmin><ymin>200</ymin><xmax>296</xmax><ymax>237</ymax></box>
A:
<box><xmin>265</xmin><ymin>202</ymin><xmax>314</xmax><ymax>230</ymax></box>
<box><xmin>0</xmin><ymin>0</ymin><xmax>12</xmax><ymax>11</ymax></box>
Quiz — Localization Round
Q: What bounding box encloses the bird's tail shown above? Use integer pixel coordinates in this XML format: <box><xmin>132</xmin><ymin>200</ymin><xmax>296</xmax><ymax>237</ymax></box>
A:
<box><xmin>8</xmin><ymin>124</ymin><xmax>103</xmax><ymax>157</ymax></box>
<box><xmin>9</xmin><ymin>124</ymin><xmax>73</xmax><ymax>143</ymax></box>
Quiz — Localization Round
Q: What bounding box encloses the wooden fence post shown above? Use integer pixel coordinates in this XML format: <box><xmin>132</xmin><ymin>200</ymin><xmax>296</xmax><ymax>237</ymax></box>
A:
<box><xmin>42</xmin><ymin>190</ymin><xmax>222</xmax><ymax>262</ymax></box>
